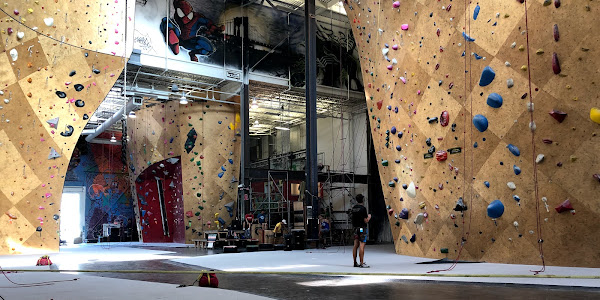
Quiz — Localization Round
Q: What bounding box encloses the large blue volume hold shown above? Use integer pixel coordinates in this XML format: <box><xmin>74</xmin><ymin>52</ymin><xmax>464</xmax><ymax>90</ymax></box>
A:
<box><xmin>473</xmin><ymin>114</ymin><xmax>489</xmax><ymax>132</ymax></box>
<box><xmin>507</xmin><ymin>144</ymin><xmax>520</xmax><ymax>156</ymax></box>
<box><xmin>479</xmin><ymin>66</ymin><xmax>496</xmax><ymax>86</ymax></box>
<box><xmin>487</xmin><ymin>200</ymin><xmax>505</xmax><ymax>219</ymax></box>
<box><xmin>487</xmin><ymin>93</ymin><xmax>503</xmax><ymax>108</ymax></box>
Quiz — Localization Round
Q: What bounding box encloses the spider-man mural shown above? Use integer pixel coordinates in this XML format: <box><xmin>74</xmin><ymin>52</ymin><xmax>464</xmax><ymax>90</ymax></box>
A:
<box><xmin>160</xmin><ymin>0</ymin><xmax>222</xmax><ymax>61</ymax></box>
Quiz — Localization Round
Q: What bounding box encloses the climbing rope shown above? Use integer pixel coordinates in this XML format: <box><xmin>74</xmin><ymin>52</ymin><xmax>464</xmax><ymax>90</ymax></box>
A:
<box><xmin>523</xmin><ymin>0</ymin><xmax>546</xmax><ymax>275</ymax></box>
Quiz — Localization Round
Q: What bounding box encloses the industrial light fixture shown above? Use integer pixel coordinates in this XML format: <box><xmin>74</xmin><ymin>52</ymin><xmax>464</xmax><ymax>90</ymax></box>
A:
<box><xmin>274</xmin><ymin>126</ymin><xmax>290</xmax><ymax>131</ymax></box>
<box><xmin>110</xmin><ymin>134</ymin><xmax>117</xmax><ymax>143</ymax></box>
<box><xmin>251</xmin><ymin>98</ymin><xmax>259</xmax><ymax>109</ymax></box>
<box><xmin>128</xmin><ymin>111</ymin><xmax>136</xmax><ymax>118</ymax></box>
<box><xmin>179</xmin><ymin>93</ymin><xmax>188</xmax><ymax>105</ymax></box>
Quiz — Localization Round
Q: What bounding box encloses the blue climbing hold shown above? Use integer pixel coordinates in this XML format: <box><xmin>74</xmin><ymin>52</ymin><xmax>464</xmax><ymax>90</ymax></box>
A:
<box><xmin>394</xmin><ymin>159</ymin><xmax>401</xmax><ymax>163</ymax></box>
<box><xmin>218</xmin><ymin>172</ymin><xmax>224</xmax><ymax>178</ymax></box>
<box><xmin>487</xmin><ymin>93</ymin><xmax>503</xmax><ymax>108</ymax></box>
<box><xmin>513</xmin><ymin>195</ymin><xmax>521</xmax><ymax>203</ymax></box>
<box><xmin>463</xmin><ymin>32</ymin><xmax>475</xmax><ymax>42</ymax></box>
<box><xmin>396</xmin><ymin>145</ymin><xmax>402</xmax><ymax>151</ymax></box>
<box><xmin>474</xmin><ymin>4</ymin><xmax>480</xmax><ymax>20</ymax></box>
<box><xmin>398</xmin><ymin>132</ymin><xmax>403</xmax><ymax>138</ymax></box>
<box><xmin>387</xmin><ymin>105</ymin><xmax>392</xmax><ymax>110</ymax></box>
<box><xmin>479</xmin><ymin>66</ymin><xmax>496</xmax><ymax>86</ymax></box>
<box><xmin>473</xmin><ymin>114</ymin><xmax>489</xmax><ymax>132</ymax></box>
<box><xmin>474</xmin><ymin>142</ymin><xmax>478</xmax><ymax>148</ymax></box>
<box><xmin>391</xmin><ymin>126</ymin><xmax>397</xmax><ymax>134</ymax></box>
<box><xmin>393</xmin><ymin>177</ymin><xmax>399</xmax><ymax>182</ymax></box>
<box><xmin>394</xmin><ymin>107</ymin><xmax>398</xmax><ymax>113</ymax></box>
<box><xmin>487</xmin><ymin>200</ymin><xmax>505</xmax><ymax>219</ymax></box>
<box><xmin>513</xmin><ymin>165</ymin><xmax>521</xmax><ymax>175</ymax></box>
<box><xmin>484</xmin><ymin>181</ymin><xmax>490</xmax><ymax>188</ymax></box>
<box><xmin>473</xmin><ymin>53</ymin><xmax>483</xmax><ymax>60</ymax></box>
<box><xmin>228</xmin><ymin>159</ymin><xmax>234</xmax><ymax>164</ymax></box>
<box><xmin>507</xmin><ymin>144</ymin><xmax>520</xmax><ymax>156</ymax></box>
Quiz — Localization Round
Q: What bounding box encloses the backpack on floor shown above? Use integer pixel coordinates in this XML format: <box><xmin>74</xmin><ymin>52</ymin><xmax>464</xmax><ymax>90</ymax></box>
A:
<box><xmin>198</xmin><ymin>272</ymin><xmax>218</xmax><ymax>288</ymax></box>
<box><xmin>36</xmin><ymin>255</ymin><xmax>52</xmax><ymax>266</ymax></box>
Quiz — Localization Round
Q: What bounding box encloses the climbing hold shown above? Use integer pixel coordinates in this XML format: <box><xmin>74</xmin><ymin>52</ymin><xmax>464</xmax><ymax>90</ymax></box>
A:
<box><xmin>536</xmin><ymin>154</ymin><xmax>545</xmax><ymax>164</ymax></box>
<box><xmin>48</xmin><ymin>148</ymin><xmax>61</xmax><ymax>159</ymax></box>
<box><xmin>56</xmin><ymin>91</ymin><xmax>67</xmax><ymax>98</ymax></box>
<box><xmin>440</xmin><ymin>111</ymin><xmax>449</xmax><ymax>127</ymax></box>
<box><xmin>409</xmin><ymin>233</ymin><xmax>417</xmax><ymax>243</ymax></box>
<box><xmin>389</xmin><ymin>181</ymin><xmax>396</xmax><ymax>187</ymax></box>
<box><xmin>543</xmin><ymin>0</ymin><xmax>551</xmax><ymax>6</ymax></box>
<box><xmin>74</xmin><ymin>84</ymin><xmax>84</xmax><ymax>92</ymax></box>
<box><xmin>555</xmin><ymin>199</ymin><xmax>573</xmax><ymax>213</ymax></box>
<box><xmin>553</xmin><ymin>24</ymin><xmax>559</xmax><ymax>41</ymax></box>
<box><xmin>92</xmin><ymin>68</ymin><xmax>101</xmax><ymax>74</ymax></box>
<box><xmin>9</xmin><ymin>49</ymin><xmax>17</xmax><ymax>61</ymax></box>
<box><xmin>507</xmin><ymin>78</ymin><xmax>514</xmax><ymax>88</ymax></box>
<box><xmin>473</xmin><ymin>4</ymin><xmax>480</xmax><ymax>20</ymax></box>
<box><xmin>382</xmin><ymin>160</ymin><xmax>389</xmax><ymax>166</ymax></box>
<box><xmin>69</xmin><ymin>71</ymin><xmax>77</xmax><ymax>77</ymax></box>
<box><xmin>513</xmin><ymin>165</ymin><xmax>521</xmax><ymax>175</ymax></box>
<box><xmin>428</xmin><ymin>117</ymin><xmax>439</xmax><ymax>124</ymax></box>
<box><xmin>554</xmin><ymin>0</ymin><xmax>561</xmax><ymax>8</ymax></box>
<box><xmin>507</xmin><ymin>182</ymin><xmax>517</xmax><ymax>190</ymax></box>
<box><xmin>552</xmin><ymin>52</ymin><xmax>561</xmax><ymax>74</ymax></box>
<box><xmin>454</xmin><ymin>197</ymin><xmax>468</xmax><ymax>211</ymax></box>
<box><xmin>593</xmin><ymin>174</ymin><xmax>600</xmax><ymax>183</ymax></box>
<box><xmin>435</xmin><ymin>150</ymin><xmax>447</xmax><ymax>162</ymax></box>
<box><xmin>377</xmin><ymin>100</ymin><xmax>383</xmax><ymax>110</ymax></box>
<box><xmin>44</xmin><ymin>17</ymin><xmax>54</xmax><ymax>27</ymax></box>
<box><xmin>396</xmin><ymin>145</ymin><xmax>402</xmax><ymax>151</ymax></box>
<box><xmin>590</xmin><ymin>107</ymin><xmax>600</xmax><ymax>124</ymax></box>
<box><xmin>185</xmin><ymin>128</ymin><xmax>197</xmax><ymax>153</ymax></box>
<box><xmin>401</xmin><ymin>24</ymin><xmax>409</xmax><ymax>30</ymax></box>
<box><xmin>53</xmin><ymin>214</ymin><xmax>60</xmax><ymax>221</ymax></box>
<box><xmin>513</xmin><ymin>195</ymin><xmax>521</xmax><ymax>204</ymax></box>
<box><xmin>486</xmin><ymin>93</ymin><xmax>503</xmax><ymax>108</ymax></box>
<box><xmin>549</xmin><ymin>110</ymin><xmax>567</xmax><ymax>123</ymax></box>
<box><xmin>393</xmin><ymin>1</ymin><xmax>400</xmax><ymax>9</ymax></box>
<box><xmin>479</xmin><ymin>66</ymin><xmax>496</xmax><ymax>86</ymax></box>
<box><xmin>484</xmin><ymin>181</ymin><xmax>490</xmax><ymax>188</ymax></box>
<box><xmin>407</xmin><ymin>182</ymin><xmax>416</xmax><ymax>198</ymax></box>
<box><xmin>398</xmin><ymin>132</ymin><xmax>403</xmax><ymax>138</ymax></box>
<box><xmin>74</xmin><ymin>100</ymin><xmax>85</xmax><ymax>107</ymax></box>
<box><xmin>487</xmin><ymin>200</ymin><xmax>505</xmax><ymax>219</ymax></box>
<box><xmin>60</xmin><ymin>125</ymin><xmax>74</xmax><ymax>137</ymax></box>
<box><xmin>391</xmin><ymin>126</ymin><xmax>397</xmax><ymax>134</ymax></box>
<box><xmin>473</xmin><ymin>114</ymin><xmax>488</xmax><ymax>132</ymax></box>
<box><xmin>83</xmin><ymin>114</ymin><xmax>89</xmax><ymax>120</ymax></box>
<box><xmin>414</xmin><ymin>213</ymin><xmax>424</xmax><ymax>225</ymax></box>
<box><xmin>46</xmin><ymin>117</ymin><xmax>59</xmax><ymax>128</ymax></box>
<box><xmin>507</xmin><ymin>144</ymin><xmax>520</xmax><ymax>156</ymax></box>
<box><xmin>399</xmin><ymin>208</ymin><xmax>409</xmax><ymax>219</ymax></box>
<box><xmin>36</xmin><ymin>227</ymin><xmax>43</xmax><ymax>232</ymax></box>
<box><xmin>462</xmin><ymin>32</ymin><xmax>475</xmax><ymax>42</ymax></box>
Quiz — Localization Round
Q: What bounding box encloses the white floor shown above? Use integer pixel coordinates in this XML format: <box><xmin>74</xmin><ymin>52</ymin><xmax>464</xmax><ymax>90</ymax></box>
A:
<box><xmin>172</xmin><ymin>244</ymin><xmax>600</xmax><ymax>288</ymax></box>
<box><xmin>0</xmin><ymin>273</ymin><xmax>272</xmax><ymax>300</ymax></box>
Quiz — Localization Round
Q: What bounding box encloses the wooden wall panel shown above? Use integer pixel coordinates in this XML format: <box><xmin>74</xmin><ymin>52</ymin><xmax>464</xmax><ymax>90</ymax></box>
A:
<box><xmin>344</xmin><ymin>0</ymin><xmax>600</xmax><ymax>267</ymax></box>
<box><xmin>0</xmin><ymin>1</ymin><xmax>131</xmax><ymax>254</ymax></box>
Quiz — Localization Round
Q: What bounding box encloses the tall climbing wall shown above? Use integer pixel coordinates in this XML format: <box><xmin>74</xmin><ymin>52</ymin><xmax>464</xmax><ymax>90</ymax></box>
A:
<box><xmin>0</xmin><ymin>0</ymin><xmax>133</xmax><ymax>254</ymax></box>
<box><xmin>127</xmin><ymin>99</ymin><xmax>240</xmax><ymax>243</ymax></box>
<box><xmin>343</xmin><ymin>0</ymin><xmax>600</xmax><ymax>267</ymax></box>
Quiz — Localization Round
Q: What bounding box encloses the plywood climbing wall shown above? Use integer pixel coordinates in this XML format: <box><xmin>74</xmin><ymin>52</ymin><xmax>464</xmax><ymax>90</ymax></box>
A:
<box><xmin>127</xmin><ymin>99</ymin><xmax>240</xmax><ymax>243</ymax></box>
<box><xmin>0</xmin><ymin>1</ymin><xmax>133</xmax><ymax>254</ymax></box>
<box><xmin>343</xmin><ymin>0</ymin><xmax>600</xmax><ymax>267</ymax></box>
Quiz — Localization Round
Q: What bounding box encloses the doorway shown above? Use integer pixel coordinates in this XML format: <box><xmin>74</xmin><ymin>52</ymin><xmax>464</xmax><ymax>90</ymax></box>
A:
<box><xmin>60</xmin><ymin>186</ymin><xmax>86</xmax><ymax>245</ymax></box>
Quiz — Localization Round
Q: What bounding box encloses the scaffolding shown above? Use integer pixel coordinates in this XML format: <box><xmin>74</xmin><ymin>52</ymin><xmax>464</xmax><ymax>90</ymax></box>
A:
<box><xmin>249</xmin><ymin>170</ymin><xmax>291</xmax><ymax>229</ymax></box>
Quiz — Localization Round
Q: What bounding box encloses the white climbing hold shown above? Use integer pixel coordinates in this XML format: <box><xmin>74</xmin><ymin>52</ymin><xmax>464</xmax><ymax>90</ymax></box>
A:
<box><xmin>513</xmin><ymin>221</ymin><xmax>519</xmax><ymax>228</ymax></box>
<box><xmin>507</xmin><ymin>78</ymin><xmax>514</xmax><ymax>88</ymax></box>
<box><xmin>511</xmin><ymin>42</ymin><xmax>517</xmax><ymax>49</ymax></box>
<box><xmin>505</xmin><ymin>61</ymin><xmax>511</xmax><ymax>67</ymax></box>
<box><xmin>382</xmin><ymin>48</ymin><xmax>389</xmax><ymax>56</ymax></box>
<box><xmin>529</xmin><ymin>121</ymin><xmax>536</xmax><ymax>131</ymax></box>
<box><xmin>407</xmin><ymin>181</ymin><xmax>417</xmax><ymax>198</ymax></box>
<box><xmin>16</xmin><ymin>31</ymin><xmax>24</xmax><ymax>40</ymax></box>
<box><xmin>392</xmin><ymin>58</ymin><xmax>398</xmax><ymax>65</ymax></box>
<box><xmin>3</xmin><ymin>99</ymin><xmax>8</xmax><ymax>104</ymax></box>
<box><xmin>44</xmin><ymin>17</ymin><xmax>54</xmax><ymax>27</ymax></box>
<box><xmin>527</xmin><ymin>102</ymin><xmax>534</xmax><ymax>112</ymax></box>
<box><xmin>48</xmin><ymin>148</ymin><xmax>61</xmax><ymax>159</ymax></box>
<box><xmin>414</xmin><ymin>213</ymin><xmax>424</xmax><ymax>225</ymax></box>
<box><xmin>507</xmin><ymin>182</ymin><xmax>516</xmax><ymax>190</ymax></box>
<box><xmin>9</xmin><ymin>48</ymin><xmax>17</xmax><ymax>61</ymax></box>
<box><xmin>536</xmin><ymin>154</ymin><xmax>545</xmax><ymax>164</ymax></box>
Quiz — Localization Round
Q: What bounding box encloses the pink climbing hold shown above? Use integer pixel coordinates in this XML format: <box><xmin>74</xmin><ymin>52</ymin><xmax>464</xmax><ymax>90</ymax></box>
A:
<box><xmin>555</xmin><ymin>199</ymin><xmax>573</xmax><ymax>213</ymax></box>
<box><xmin>401</xmin><ymin>24</ymin><xmax>409</xmax><ymax>30</ymax></box>
<box><xmin>387</xmin><ymin>65</ymin><xmax>393</xmax><ymax>70</ymax></box>
<box><xmin>552</xmin><ymin>52</ymin><xmax>561</xmax><ymax>74</ymax></box>
<box><xmin>393</xmin><ymin>1</ymin><xmax>400</xmax><ymax>8</ymax></box>
<box><xmin>45</xmin><ymin>193</ymin><xmax>52</xmax><ymax>198</ymax></box>
<box><xmin>392</xmin><ymin>44</ymin><xmax>398</xmax><ymax>50</ymax></box>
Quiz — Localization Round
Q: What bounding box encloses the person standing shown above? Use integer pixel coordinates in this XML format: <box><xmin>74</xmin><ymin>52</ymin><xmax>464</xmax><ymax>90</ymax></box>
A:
<box><xmin>352</xmin><ymin>194</ymin><xmax>371</xmax><ymax>268</ymax></box>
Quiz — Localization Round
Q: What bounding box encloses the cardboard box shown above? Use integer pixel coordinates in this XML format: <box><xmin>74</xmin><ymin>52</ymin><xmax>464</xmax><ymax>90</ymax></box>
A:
<box><xmin>293</xmin><ymin>201</ymin><xmax>304</xmax><ymax>211</ymax></box>
<box><xmin>251</xmin><ymin>224</ymin><xmax>261</xmax><ymax>239</ymax></box>
<box><xmin>264</xmin><ymin>230</ymin><xmax>274</xmax><ymax>244</ymax></box>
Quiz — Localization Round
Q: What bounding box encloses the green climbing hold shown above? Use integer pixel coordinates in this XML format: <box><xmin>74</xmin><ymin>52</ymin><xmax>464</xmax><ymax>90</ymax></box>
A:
<box><xmin>441</xmin><ymin>248</ymin><xmax>449</xmax><ymax>253</ymax></box>
<box><xmin>382</xmin><ymin>160</ymin><xmax>389</xmax><ymax>166</ymax></box>
<box><xmin>196</xmin><ymin>193</ymin><xmax>201</xmax><ymax>197</ymax></box>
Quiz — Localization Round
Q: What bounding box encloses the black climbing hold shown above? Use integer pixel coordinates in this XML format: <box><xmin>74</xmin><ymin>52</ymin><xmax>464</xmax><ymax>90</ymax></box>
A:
<box><xmin>53</xmin><ymin>214</ymin><xmax>59</xmax><ymax>220</ymax></box>
<box><xmin>185</xmin><ymin>128</ymin><xmax>197</xmax><ymax>153</ymax></box>
<box><xmin>402</xmin><ymin>184</ymin><xmax>408</xmax><ymax>189</ymax></box>
<box><xmin>69</xmin><ymin>70</ymin><xmax>76</xmax><ymax>77</ymax></box>
<box><xmin>83</xmin><ymin>114</ymin><xmax>89</xmax><ymax>120</ymax></box>
<box><xmin>426</xmin><ymin>138</ymin><xmax>432</xmax><ymax>146</ymax></box>
<box><xmin>410</xmin><ymin>234</ymin><xmax>416</xmax><ymax>243</ymax></box>
<box><xmin>56</xmin><ymin>91</ymin><xmax>67</xmax><ymax>98</ymax></box>
<box><xmin>451</xmin><ymin>123</ymin><xmax>456</xmax><ymax>132</ymax></box>
<box><xmin>84</xmin><ymin>52</ymin><xmax>89</xmax><ymax>57</ymax></box>
<box><xmin>60</xmin><ymin>125</ymin><xmax>74</xmax><ymax>137</ymax></box>
<box><xmin>92</xmin><ymin>68</ymin><xmax>101</xmax><ymax>74</ymax></box>
<box><xmin>454</xmin><ymin>197</ymin><xmax>468</xmax><ymax>211</ymax></box>
<box><xmin>428</xmin><ymin>146</ymin><xmax>436</xmax><ymax>154</ymax></box>
<box><xmin>448</xmin><ymin>147</ymin><xmax>462</xmax><ymax>154</ymax></box>
<box><xmin>428</xmin><ymin>117</ymin><xmax>439</xmax><ymax>124</ymax></box>
<box><xmin>36</xmin><ymin>226</ymin><xmax>43</xmax><ymax>232</ymax></box>
<box><xmin>74</xmin><ymin>99</ymin><xmax>85</xmax><ymax>107</ymax></box>
<box><xmin>74</xmin><ymin>84</ymin><xmax>84</xmax><ymax>92</ymax></box>
<box><xmin>424</xmin><ymin>153</ymin><xmax>433</xmax><ymax>159</ymax></box>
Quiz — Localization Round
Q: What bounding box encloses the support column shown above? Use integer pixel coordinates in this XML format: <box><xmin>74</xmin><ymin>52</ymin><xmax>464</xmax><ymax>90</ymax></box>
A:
<box><xmin>304</xmin><ymin>0</ymin><xmax>319</xmax><ymax>240</ymax></box>
<box><xmin>240</xmin><ymin>13</ymin><xmax>250</xmax><ymax>218</ymax></box>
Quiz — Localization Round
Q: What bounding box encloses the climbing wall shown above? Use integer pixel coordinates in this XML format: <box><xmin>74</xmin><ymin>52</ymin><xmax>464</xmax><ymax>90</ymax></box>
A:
<box><xmin>343</xmin><ymin>0</ymin><xmax>600</xmax><ymax>267</ymax></box>
<box><xmin>181</xmin><ymin>101</ymin><xmax>241</xmax><ymax>242</ymax></box>
<box><xmin>127</xmin><ymin>100</ymin><xmax>240</xmax><ymax>243</ymax></box>
<box><xmin>0</xmin><ymin>1</ymin><xmax>133</xmax><ymax>254</ymax></box>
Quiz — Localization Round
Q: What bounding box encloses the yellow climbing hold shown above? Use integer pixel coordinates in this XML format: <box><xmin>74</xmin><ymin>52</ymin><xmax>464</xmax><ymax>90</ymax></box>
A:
<box><xmin>27</xmin><ymin>8</ymin><xmax>33</xmax><ymax>13</ymax></box>
<box><xmin>519</xmin><ymin>45</ymin><xmax>525</xmax><ymax>51</ymax></box>
<box><xmin>590</xmin><ymin>107</ymin><xmax>600</xmax><ymax>124</ymax></box>
<box><xmin>536</xmin><ymin>49</ymin><xmax>544</xmax><ymax>55</ymax></box>
<box><xmin>521</xmin><ymin>65</ymin><xmax>528</xmax><ymax>71</ymax></box>
<box><xmin>566</xmin><ymin>85</ymin><xmax>571</xmax><ymax>90</ymax></box>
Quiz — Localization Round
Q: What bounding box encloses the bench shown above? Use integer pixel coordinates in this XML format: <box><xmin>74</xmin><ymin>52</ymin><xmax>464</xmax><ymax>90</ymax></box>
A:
<box><xmin>192</xmin><ymin>239</ymin><xmax>208</xmax><ymax>249</ymax></box>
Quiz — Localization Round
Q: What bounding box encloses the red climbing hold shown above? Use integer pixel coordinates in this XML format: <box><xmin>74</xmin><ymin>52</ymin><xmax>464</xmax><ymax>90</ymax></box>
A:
<box><xmin>436</xmin><ymin>28</ymin><xmax>440</xmax><ymax>37</ymax></box>
<box><xmin>554</xmin><ymin>0</ymin><xmax>561</xmax><ymax>8</ymax></box>
<box><xmin>440</xmin><ymin>110</ymin><xmax>449</xmax><ymax>127</ymax></box>
<box><xmin>593</xmin><ymin>174</ymin><xmax>600</xmax><ymax>183</ymax></box>
<box><xmin>446</xmin><ymin>4</ymin><xmax>452</xmax><ymax>12</ymax></box>
<box><xmin>542</xmin><ymin>139</ymin><xmax>553</xmax><ymax>144</ymax></box>
<box><xmin>555</xmin><ymin>199</ymin><xmax>573</xmax><ymax>213</ymax></box>
<box><xmin>552</xmin><ymin>52</ymin><xmax>561</xmax><ymax>74</ymax></box>
<box><xmin>553</xmin><ymin>24</ymin><xmax>559</xmax><ymax>42</ymax></box>
<box><xmin>517</xmin><ymin>0</ymin><xmax>524</xmax><ymax>3</ymax></box>
<box><xmin>549</xmin><ymin>110</ymin><xmax>567</xmax><ymax>123</ymax></box>
<box><xmin>377</xmin><ymin>100</ymin><xmax>383</xmax><ymax>110</ymax></box>
<box><xmin>435</xmin><ymin>150</ymin><xmax>448</xmax><ymax>162</ymax></box>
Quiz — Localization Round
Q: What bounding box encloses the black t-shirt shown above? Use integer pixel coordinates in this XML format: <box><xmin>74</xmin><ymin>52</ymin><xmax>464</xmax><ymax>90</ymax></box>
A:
<box><xmin>351</xmin><ymin>204</ymin><xmax>368</xmax><ymax>228</ymax></box>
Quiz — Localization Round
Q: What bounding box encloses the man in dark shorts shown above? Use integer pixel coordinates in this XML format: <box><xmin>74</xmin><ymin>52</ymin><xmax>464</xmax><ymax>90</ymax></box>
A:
<box><xmin>352</xmin><ymin>194</ymin><xmax>371</xmax><ymax>268</ymax></box>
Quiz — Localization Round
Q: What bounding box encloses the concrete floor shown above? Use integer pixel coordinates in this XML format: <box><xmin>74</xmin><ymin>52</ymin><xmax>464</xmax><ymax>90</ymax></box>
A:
<box><xmin>0</xmin><ymin>243</ymin><xmax>599</xmax><ymax>299</ymax></box>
